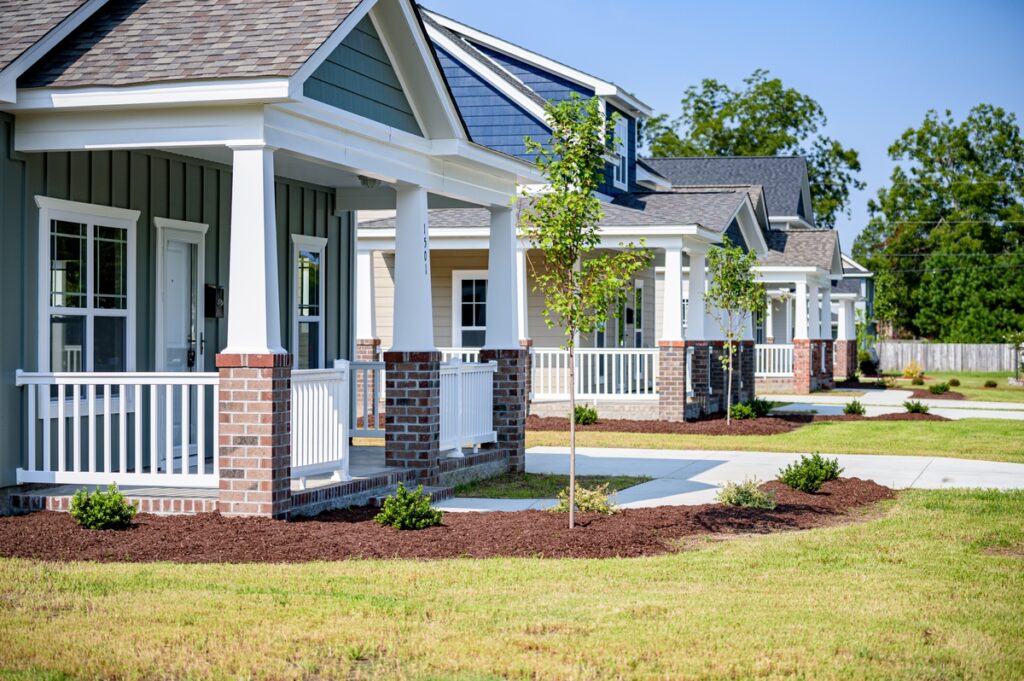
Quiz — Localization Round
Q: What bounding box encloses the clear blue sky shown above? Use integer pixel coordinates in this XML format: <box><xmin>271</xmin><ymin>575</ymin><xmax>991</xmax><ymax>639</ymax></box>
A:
<box><xmin>423</xmin><ymin>0</ymin><xmax>1024</xmax><ymax>253</ymax></box>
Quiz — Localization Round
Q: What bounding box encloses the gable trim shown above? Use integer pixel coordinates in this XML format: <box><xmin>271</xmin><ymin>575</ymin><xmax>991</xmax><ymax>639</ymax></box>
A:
<box><xmin>368</xmin><ymin>11</ymin><xmax>427</xmax><ymax>137</ymax></box>
<box><xmin>289</xmin><ymin>0</ymin><xmax>379</xmax><ymax>94</ymax></box>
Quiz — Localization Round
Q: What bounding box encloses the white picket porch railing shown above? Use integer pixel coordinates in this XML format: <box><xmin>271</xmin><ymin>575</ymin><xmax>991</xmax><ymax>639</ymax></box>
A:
<box><xmin>291</xmin><ymin>364</ymin><xmax>351</xmax><ymax>489</ymax></box>
<box><xmin>530</xmin><ymin>348</ymin><xmax>659</xmax><ymax>401</ymax></box>
<box><xmin>439</xmin><ymin>359</ymin><xmax>497</xmax><ymax>456</ymax></box>
<box><xmin>15</xmin><ymin>370</ymin><xmax>220</xmax><ymax>488</ymax></box>
<box><xmin>349</xmin><ymin>359</ymin><xmax>385</xmax><ymax>438</ymax></box>
<box><xmin>755</xmin><ymin>344</ymin><xmax>794</xmax><ymax>377</ymax></box>
<box><xmin>439</xmin><ymin>347</ymin><xmax>481</xmax><ymax>363</ymax></box>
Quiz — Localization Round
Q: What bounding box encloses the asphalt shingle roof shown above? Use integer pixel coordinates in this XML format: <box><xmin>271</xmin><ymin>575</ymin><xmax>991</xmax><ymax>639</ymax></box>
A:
<box><xmin>642</xmin><ymin>156</ymin><xmax>810</xmax><ymax>220</ymax></box>
<box><xmin>759</xmin><ymin>230</ymin><xmax>839</xmax><ymax>271</ymax></box>
<box><xmin>0</xmin><ymin>0</ymin><xmax>87</xmax><ymax>72</ymax></box>
<box><xmin>19</xmin><ymin>0</ymin><xmax>362</xmax><ymax>88</ymax></box>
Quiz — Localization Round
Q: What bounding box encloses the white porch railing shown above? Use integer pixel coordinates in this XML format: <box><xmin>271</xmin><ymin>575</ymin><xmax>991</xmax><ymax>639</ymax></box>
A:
<box><xmin>755</xmin><ymin>344</ymin><xmax>794</xmax><ymax>377</ymax></box>
<box><xmin>15</xmin><ymin>370</ymin><xmax>220</xmax><ymax>488</ymax></box>
<box><xmin>530</xmin><ymin>348</ymin><xmax>659</xmax><ymax>401</ymax></box>
<box><xmin>291</xmin><ymin>364</ymin><xmax>351</xmax><ymax>489</ymax></box>
<box><xmin>439</xmin><ymin>347</ymin><xmax>481</xmax><ymax>363</ymax></box>
<box><xmin>439</xmin><ymin>359</ymin><xmax>497</xmax><ymax>456</ymax></box>
<box><xmin>349</xmin><ymin>359</ymin><xmax>385</xmax><ymax>438</ymax></box>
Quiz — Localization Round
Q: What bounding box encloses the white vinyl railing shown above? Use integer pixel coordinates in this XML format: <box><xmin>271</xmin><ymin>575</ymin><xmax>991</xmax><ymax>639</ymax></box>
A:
<box><xmin>291</xmin><ymin>364</ymin><xmax>351</xmax><ymax>489</ymax></box>
<box><xmin>439</xmin><ymin>359</ymin><xmax>497</xmax><ymax>456</ymax></box>
<box><xmin>15</xmin><ymin>370</ymin><xmax>219</xmax><ymax>488</ymax></box>
<box><xmin>755</xmin><ymin>344</ymin><xmax>794</xmax><ymax>377</ymax></box>
<box><xmin>439</xmin><ymin>347</ymin><xmax>481</xmax><ymax>363</ymax></box>
<box><xmin>531</xmin><ymin>348</ymin><xmax>659</xmax><ymax>401</ymax></box>
<box><xmin>349</xmin><ymin>360</ymin><xmax>385</xmax><ymax>438</ymax></box>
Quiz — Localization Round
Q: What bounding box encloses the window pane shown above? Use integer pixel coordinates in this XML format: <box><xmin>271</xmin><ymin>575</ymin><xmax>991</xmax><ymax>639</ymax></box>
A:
<box><xmin>297</xmin><ymin>250</ymin><xmax>321</xmax><ymax>317</ymax></box>
<box><xmin>94</xmin><ymin>316</ymin><xmax>126</xmax><ymax>372</ymax></box>
<box><xmin>475</xmin><ymin>301</ymin><xmax>485</xmax><ymax>327</ymax></box>
<box><xmin>462</xmin><ymin>303</ymin><xmax>474</xmax><ymax>327</ymax></box>
<box><xmin>95</xmin><ymin>226</ymin><xmax>127</xmax><ymax>309</ymax></box>
<box><xmin>462</xmin><ymin>330</ymin><xmax>485</xmax><ymax>347</ymax></box>
<box><xmin>461</xmin><ymin>279</ymin><xmax>474</xmax><ymax>303</ymax></box>
<box><xmin>298</xmin><ymin>321</ymin><xmax>320</xmax><ymax>370</ymax></box>
<box><xmin>50</xmin><ymin>220</ymin><xmax>86</xmax><ymax>308</ymax></box>
<box><xmin>50</xmin><ymin>315</ymin><xmax>86</xmax><ymax>372</ymax></box>
<box><xmin>474</xmin><ymin>280</ymin><xmax>487</xmax><ymax>303</ymax></box>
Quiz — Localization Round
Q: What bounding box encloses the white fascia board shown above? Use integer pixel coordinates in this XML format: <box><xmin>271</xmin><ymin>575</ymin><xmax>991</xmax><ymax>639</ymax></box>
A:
<box><xmin>732</xmin><ymin>197</ymin><xmax>768</xmax><ymax>255</ymax></box>
<box><xmin>14</xmin><ymin>105</ymin><xmax>266</xmax><ymax>152</ymax></box>
<box><xmin>9</xmin><ymin>78</ymin><xmax>292</xmax><ymax>111</ymax></box>
<box><xmin>635</xmin><ymin>164</ymin><xmax>671</xmax><ymax>190</ymax></box>
<box><xmin>770</xmin><ymin>215</ymin><xmax>817</xmax><ymax>230</ymax></box>
<box><xmin>755</xmin><ymin>266</ymin><xmax>830</xmax><ymax>286</ymax></box>
<box><xmin>431</xmin><ymin>138</ymin><xmax>542</xmax><ymax>183</ymax></box>
<box><xmin>0</xmin><ymin>0</ymin><xmax>109</xmax><ymax>104</ymax></box>
<box><xmin>831</xmin><ymin>292</ymin><xmax>859</xmax><ymax>301</ymax></box>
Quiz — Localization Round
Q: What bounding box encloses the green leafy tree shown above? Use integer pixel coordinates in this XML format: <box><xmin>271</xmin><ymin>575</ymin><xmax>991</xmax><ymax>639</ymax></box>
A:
<box><xmin>704</xmin><ymin>236</ymin><xmax>766</xmax><ymax>425</ymax></box>
<box><xmin>853</xmin><ymin>105</ymin><xmax>1024</xmax><ymax>341</ymax></box>
<box><xmin>643</xmin><ymin>69</ymin><xmax>864</xmax><ymax>229</ymax></box>
<box><xmin>520</xmin><ymin>95</ymin><xmax>652</xmax><ymax>528</ymax></box>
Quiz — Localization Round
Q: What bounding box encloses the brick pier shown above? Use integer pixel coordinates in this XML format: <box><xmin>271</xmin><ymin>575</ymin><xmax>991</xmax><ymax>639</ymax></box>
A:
<box><xmin>480</xmin><ymin>348</ymin><xmax>528</xmax><ymax>473</ymax></box>
<box><xmin>383</xmin><ymin>350</ymin><xmax>441</xmax><ymax>480</ymax></box>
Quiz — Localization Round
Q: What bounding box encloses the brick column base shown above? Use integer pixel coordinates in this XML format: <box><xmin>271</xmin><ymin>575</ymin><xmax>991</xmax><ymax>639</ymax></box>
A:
<box><xmin>384</xmin><ymin>351</ymin><xmax>441</xmax><ymax>480</ymax></box>
<box><xmin>519</xmin><ymin>339</ymin><xmax>534</xmax><ymax>415</ymax></box>
<box><xmin>480</xmin><ymin>348</ymin><xmax>528</xmax><ymax>473</ymax></box>
<box><xmin>355</xmin><ymin>338</ymin><xmax>381</xmax><ymax>362</ymax></box>
<box><xmin>738</xmin><ymin>340</ymin><xmax>756</xmax><ymax>403</ymax></box>
<box><xmin>834</xmin><ymin>339</ymin><xmax>856</xmax><ymax>380</ymax></box>
<box><xmin>216</xmin><ymin>353</ymin><xmax>292</xmax><ymax>518</ymax></box>
<box><xmin>818</xmin><ymin>340</ymin><xmax>835</xmax><ymax>390</ymax></box>
<box><xmin>657</xmin><ymin>341</ymin><xmax>687</xmax><ymax>422</ymax></box>
<box><xmin>793</xmin><ymin>339</ymin><xmax>813</xmax><ymax>394</ymax></box>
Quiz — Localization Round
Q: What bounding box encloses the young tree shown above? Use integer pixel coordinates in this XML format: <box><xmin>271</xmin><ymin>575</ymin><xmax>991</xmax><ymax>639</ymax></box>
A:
<box><xmin>519</xmin><ymin>95</ymin><xmax>651</xmax><ymax>528</ymax></box>
<box><xmin>704</xmin><ymin>236</ymin><xmax>766</xmax><ymax>425</ymax></box>
<box><xmin>643</xmin><ymin>69</ymin><xmax>864</xmax><ymax>229</ymax></box>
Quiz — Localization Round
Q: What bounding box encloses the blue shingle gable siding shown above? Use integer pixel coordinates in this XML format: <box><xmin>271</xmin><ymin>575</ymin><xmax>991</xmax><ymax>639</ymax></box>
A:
<box><xmin>303</xmin><ymin>16</ymin><xmax>422</xmax><ymax>136</ymax></box>
<box><xmin>471</xmin><ymin>43</ymin><xmax>593</xmax><ymax>102</ymax></box>
<box><xmin>723</xmin><ymin>217</ymin><xmax>749</xmax><ymax>252</ymax></box>
<box><xmin>434</xmin><ymin>44</ymin><xmax>549</xmax><ymax>162</ymax></box>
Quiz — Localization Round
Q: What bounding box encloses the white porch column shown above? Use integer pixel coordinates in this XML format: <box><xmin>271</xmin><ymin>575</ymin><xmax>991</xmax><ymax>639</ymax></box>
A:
<box><xmin>793</xmin><ymin>281</ymin><xmax>809</xmax><ymax>340</ymax></box>
<box><xmin>685</xmin><ymin>247</ymin><xmax>706</xmax><ymax>340</ymax></box>
<box><xmin>661</xmin><ymin>245</ymin><xmax>684</xmax><ymax>341</ymax></box>
<box><xmin>820</xmin><ymin>285</ymin><xmax>833</xmax><ymax>339</ymax></box>
<box><xmin>391</xmin><ymin>184</ymin><xmax>435</xmax><ymax>351</ymax></box>
<box><xmin>765</xmin><ymin>296</ymin><xmax>774</xmax><ymax>342</ymax></box>
<box><xmin>837</xmin><ymin>299</ymin><xmax>856</xmax><ymax>341</ymax></box>
<box><xmin>485</xmin><ymin>207</ymin><xmax>519</xmax><ymax>349</ymax></box>
<box><xmin>223</xmin><ymin>145</ymin><xmax>284</xmax><ymax>354</ymax></box>
<box><xmin>784</xmin><ymin>297</ymin><xmax>794</xmax><ymax>343</ymax></box>
<box><xmin>807</xmin><ymin>282</ymin><xmax>820</xmax><ymax>340</ymax></box>
<box><xmin>355</xmin><ymin>249</ymin><xmax>376</xmax><ymax>340</ymax></box>
<box><xmin>516</xmin><ymin>247</ymin><xmax>529</xmax><ymax>341</ymax></box>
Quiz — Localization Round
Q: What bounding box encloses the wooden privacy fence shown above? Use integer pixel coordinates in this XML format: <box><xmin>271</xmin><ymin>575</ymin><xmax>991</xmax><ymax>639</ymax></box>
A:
<box><xmin>876</xmin><ymin>342</ymin><xmax>1021</xmax><ymax>372</ymax></box>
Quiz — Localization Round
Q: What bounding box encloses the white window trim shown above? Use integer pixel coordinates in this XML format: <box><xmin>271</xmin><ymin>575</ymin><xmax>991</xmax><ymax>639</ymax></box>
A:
<box><xmin>35</xmin><ymin>196</ymin><xmax>139</xmax><ymax>415</ymax></box>
<box><xmin>451</xmin><ymin>269</ymin><xmax>488</xmax><ymax>348</ymax></box>
<box><xmin>633</xmin><ymin>279</ymin><xmax>644</xmax><ymax>348</ymax></box>
<box><xmin>612</xmin><ymin>116</ymin><xmax>629</xmax><ymax>190</ymax></box>
<box><xmin>154</xmin><ymin>217</ymin><xmax>208</xmax><ymax>372</ymax></box>
<box><xmin>291</xmin><ymin>234</ymin><xmax>328</xmax><ymax>369</ymax></box>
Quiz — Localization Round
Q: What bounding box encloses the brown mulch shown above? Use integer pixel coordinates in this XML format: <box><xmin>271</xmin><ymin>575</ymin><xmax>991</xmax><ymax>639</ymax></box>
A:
<box><xmin>526</xmin><ymin>411</ymin><xmax>949</xmax><ymax>434</ymax></box>
<box><xmin>910</xmin><ymin>389</ymin><xmax>966</xmax><ymax>401</ymax></box>
<box><xmin>0</xmin><ymin>479</ymin><xmax>893</xmax><ymax>563</ymax></box>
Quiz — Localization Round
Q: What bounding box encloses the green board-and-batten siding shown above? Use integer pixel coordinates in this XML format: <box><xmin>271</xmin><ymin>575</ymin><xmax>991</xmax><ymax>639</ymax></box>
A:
<box><xmin>0</xmin><ymin>129</ymin><xmax>355</xmax><ymax>487</ymax></box>
<box><xmin>303</xmin><ymin>15</ymin><xmax>422</xmax><ymax>136</ymax></box>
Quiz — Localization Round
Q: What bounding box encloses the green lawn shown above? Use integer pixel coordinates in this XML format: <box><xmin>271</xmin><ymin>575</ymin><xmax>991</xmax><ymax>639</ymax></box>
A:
<box><xmin>528</xmin><ymin>418</ymin><xmax>1024</xmax><ymax>463</ymax></box>
<box><xmin>454</xmin><ymin>472</ymin><xmax>651</xmax><ymax>498</ymax></box>
<box><xmin>1</xmin><ymin>489</ymin><xmax>1022</xmax><ymax>679</ymax></box>
<box><xmin>887</xmin><ymin>371</ymin><xmax>1024</xmax><ymax>404</ymax></box>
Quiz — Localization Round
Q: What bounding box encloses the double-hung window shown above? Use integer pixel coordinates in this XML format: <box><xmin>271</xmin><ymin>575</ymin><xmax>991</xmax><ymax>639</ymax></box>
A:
<box><xmin>633</xmin><ymin>279</ymin><xmax>644</xmax><ymax>347</ymax></box>
<box><xmin>37</xmin><ymin>197</ymin><xmax>138</xmax><ymax>379</ymax></box>
<box><xmin>612</xmin><ymin>116</ymin><xmax>629</xmax><ymax>190</ymax></box>
<box><xmin>452</xmin><ymin>270</ymin><xmax>487</xmax><ymax>347</ymax></box>
<box><xmin>292</xmin><ymin>235</ymin><xmax>327</xmax><ymax>370</ymax></box>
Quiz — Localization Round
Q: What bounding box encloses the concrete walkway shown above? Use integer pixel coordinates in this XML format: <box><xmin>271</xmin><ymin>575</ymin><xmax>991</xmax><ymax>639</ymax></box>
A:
<box><xmin>760</xmin><ymin>387</ymin><xmax>1024</xmax><ymax>420</ymax></box>
<box><xmin>435</xmin><ymin>446</ymin><xmax>1024</xmax><ymax>512</ymax></box>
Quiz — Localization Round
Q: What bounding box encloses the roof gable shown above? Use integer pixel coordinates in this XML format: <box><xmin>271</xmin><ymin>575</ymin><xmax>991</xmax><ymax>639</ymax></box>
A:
<box><xmin>760</xmin><ymin>229</ymin><xmax>842</xmax><ymax>273</ymax></box>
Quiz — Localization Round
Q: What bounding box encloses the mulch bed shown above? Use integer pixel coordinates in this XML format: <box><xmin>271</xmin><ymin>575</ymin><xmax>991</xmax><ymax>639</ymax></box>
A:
<box><xmin>0</xmin><ymin>479</ymin><xmax>893</xmax><ymax>562</ymax></box>
<box><xmin>526</xmin><ymin>411</ymin><xmax>948</xmax><ymax>434</ymax></box>
<box><xmin>910</xmin><ymin>389</ymin><xmax>966</xmax><ymax>400</ymax></box>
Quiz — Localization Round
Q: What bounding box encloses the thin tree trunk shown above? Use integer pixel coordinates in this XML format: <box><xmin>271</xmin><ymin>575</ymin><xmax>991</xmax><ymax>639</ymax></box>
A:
<box><xmin>568</xmin><ymin>343</ymin><xmax>576</xmax><ymax>529</ymax></box>
<box><xmin>726</xmin><ymin>340</ymin><xmax>734</xmax><ymax>426</ymax></box>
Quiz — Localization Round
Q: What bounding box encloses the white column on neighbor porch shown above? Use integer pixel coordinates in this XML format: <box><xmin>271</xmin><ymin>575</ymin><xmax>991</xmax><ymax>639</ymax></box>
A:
<box><xmin>837</xmin><ymin>299</ymin><xmax>856</xmax><ymax>341</ymax></box>
<box><xmin>355</xmin><ymin>249</ymin><xmax>376</xmax><ymax>340</ymax></box>
<box><xmin>484</xmin><ymin>206</ymin><xmax>519</xmax><ymax>349</ymax></box>
<box><xmin>685</xmin><ymin>247</ymin><xmax>707</xmax><ymax>340</ymax></box>
<box><xmin>784</xmin><ymin>297</ymin><xmax>794</xmax><ymax>343</ymax></box>
<box><xmin>793</xmin><ymin>281</ymin><xmax>809</xmax><ymax>340</ymax></box>
<box><xmin>223</xmin><ymin>145</ymin><xmax>284</xmax><ymax>354</ymax></box>
<box><xmin>765</xmin><ymin>296</ymin><xmax>774</xmax><ymax>342</ymax></box>
<box><xmin>820</xmin><ymin>285</ymin><xmax>833</xmax><ymax>340</ymax></box>
<box><xmin>391</xmin><ymin>184</ymin><xmax>435</xmax><ymax>351</ymax></box>
<box><xmin>807</xmin><ymin>282</ymin><xmax>820</xmax><ymax>340</ymax></box>
<box><xmin>661</xmin><ymin>245</ymin><xmax>684</xmax><ymax>341</ymax></box>
<box><xmin>516</xmin><ymin>246</ymin><xmax>529</xmax><ymax>341</ymax></box>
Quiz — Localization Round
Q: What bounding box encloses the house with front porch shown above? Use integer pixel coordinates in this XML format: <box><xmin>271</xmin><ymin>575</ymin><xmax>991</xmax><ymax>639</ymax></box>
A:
<box><xmin>0</xmin><ymin>0</ymin><xmax>543</xmax><ymax>517</ymax></box>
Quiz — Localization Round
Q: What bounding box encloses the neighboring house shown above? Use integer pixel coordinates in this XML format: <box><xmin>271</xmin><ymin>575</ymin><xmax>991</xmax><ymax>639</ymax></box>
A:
<box><xmin>0</xmin><ymin>0</ymin><xmax>542</xmax><ymax>517</ymax></box>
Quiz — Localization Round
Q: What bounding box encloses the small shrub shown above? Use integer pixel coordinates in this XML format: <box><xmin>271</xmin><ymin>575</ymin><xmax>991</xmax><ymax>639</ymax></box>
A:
<box><xmin>730</xmin><ymin>402</ymin><xmax>757</xmax><ymax>420</ymax></box>
<box><xmin>574</xmin><ymin>404</ymin><xmax>598</xmax><ymax>425</ymax></box>
<box><xmin>374</xmin><ymin>482</ymin><xmax>443</xmax><ymax>530</ymax></box>
<box><xmin>70</xmin><ymin>484</ymin><xmax>137</xmax><ymax>530</ymax></box>
<box><xmin>716</xmin><ymin>479</ymin><xmax>776</xmax><ymax>509</ymax></box>
<box><xmin>984</xmin><ymin>379</ymin><xmax>998</xmax><ymax>388</ymax></box>
<box><xmin>902</xmin><ymin>360</ymin><xmax>924</xmax><ymax>379</ymax></box>
<box><xmin>911</xmin><ymin>376</ymin><xmax>924</xmax><ymax>386</ymax></box>
<box><xmin>777</xmin><ymin>453</ymin><xmax>844</xmax><ymax>494</ymax></box>
<box><xmin>857</xmin><ymin>350</ymin><xmax>877</xmax><ymax>376</ymax></box>
<box><xmin>928</xmin><ymin>382</ymin><xmax>950</xmax><ymax>395</ymax></box>
<box><xmin>843</xmin><ymin>400</ymin><xmax>866</xmax><ymax>416</ymax></box>
<box><xmin>904</xmin><ymin>400</ymin><xmax>930</xmax><ymax>414</ymax></box>
<box><xmin>884</xmin><ymin>377</ymin><xmax>900</xmax><ymax>389</ymax></box>
<box><xmin>748</xmin><ymin>398</ymin><xmax>776</xmax><ymax>417</ymax></box>
<box><xmin>872</xmin><ymin>378</ymin><xmax>887</xmax><ymax>389</ymax></box>
<box><xmin>550</xmin><ymin>483</ymin><xmax>617</xmax><ymax>515</ymax></box>
<box><xmin>948</xmin><ymin>378</ymin><xmax>961</xmax><ymax>387</ymax></box>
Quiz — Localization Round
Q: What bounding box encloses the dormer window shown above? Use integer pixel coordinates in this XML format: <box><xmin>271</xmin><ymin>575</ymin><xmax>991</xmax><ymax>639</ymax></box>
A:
<box><xmin>612</xmin><ymin>116</ymin><xmax>629</xmax><ymax>190</ymax></box>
